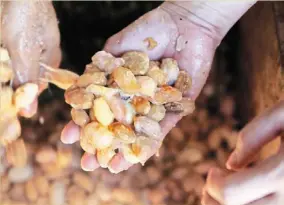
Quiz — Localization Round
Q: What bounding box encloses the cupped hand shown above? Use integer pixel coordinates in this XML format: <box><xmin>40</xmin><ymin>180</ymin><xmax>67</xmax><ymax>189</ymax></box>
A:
<box><xmin>1</xmin><ymin>1</ymin><xmax>61</xmax><ymax>117</ymax></box>
<box><xmin>202</xmin><ymin>100</ymin><xmax>284</xmax><ymax>205</ymax></box>
<box><xmin>61</xmin><ymin>2</ymin><xmax>221</xmax><ymax>173</ymax></box>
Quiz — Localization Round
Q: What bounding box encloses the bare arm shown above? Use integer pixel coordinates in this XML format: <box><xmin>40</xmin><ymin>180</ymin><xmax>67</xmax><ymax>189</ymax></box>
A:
<box><xmin>162</xmin><ymin>1</ymin><xmax>257</xmax><ymax>41</ymax></box>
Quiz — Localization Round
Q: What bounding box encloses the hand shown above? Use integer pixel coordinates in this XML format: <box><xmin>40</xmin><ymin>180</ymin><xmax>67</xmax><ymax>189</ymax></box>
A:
<box><xmin>202</xmin><ymin>100</ymin><xmax>284</xmax><ymax>205</ymax></box>
<box><xmin>60</xmin><ymin>1</ymin><xmax>256</xmax><ymax>173</ymax></box>
<box><xmin>1</xmin><ymin>1</ymin><xmax>61</xmax><ymax>117</ymax></box>
<box><xmin>60</xmin><ymin>1</ymin><xmax>221</xmax><ymax>173</ymax></box>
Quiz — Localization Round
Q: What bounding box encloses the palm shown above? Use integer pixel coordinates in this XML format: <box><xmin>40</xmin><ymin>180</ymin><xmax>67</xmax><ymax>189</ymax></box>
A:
<box><xmin>105</xmin><ymin>7</ymin><xmax>217</xmax><ymax>99</ymax></box>
<box><xmin>62</xmin><ymin>6</ymin><xmax>217</xmax><ymax>173</ymax></box>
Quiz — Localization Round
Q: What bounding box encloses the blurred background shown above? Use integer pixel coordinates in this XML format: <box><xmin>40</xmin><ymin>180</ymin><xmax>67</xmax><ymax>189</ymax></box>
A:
<box><xmin>1</xmin><ymin>1</ymin><xmax>283</xmax><ymax>205</ymax></box>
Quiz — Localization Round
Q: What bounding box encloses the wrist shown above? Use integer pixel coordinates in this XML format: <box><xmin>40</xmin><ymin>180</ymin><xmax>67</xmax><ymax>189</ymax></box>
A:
<box><xmin>161</xmin><ymin>1</ymin><xmax>256</xmax><ymax>41</ymax></box>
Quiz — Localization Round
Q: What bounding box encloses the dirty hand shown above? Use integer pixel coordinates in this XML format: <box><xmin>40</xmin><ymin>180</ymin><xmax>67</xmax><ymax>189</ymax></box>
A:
<box><xmin>61</xmin><ymin>1</ymin><xmax>255</xmax><ymax>173</ymax></box>
<box><xmin>202</xmin><ymin>100</ymin><xmax>284</xmax><ymax>205</ymax></box>
<box><xmin>1</xmin><ymin>1</ymin><xmax>61</xmax><ymax>117</ymax></box>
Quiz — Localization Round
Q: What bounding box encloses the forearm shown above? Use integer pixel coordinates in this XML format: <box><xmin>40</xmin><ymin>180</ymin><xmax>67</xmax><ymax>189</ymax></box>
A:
<box><xmin>161</xmin><ymin>1</ymin><xmax>257</xmax><ymax>41</ymax></box>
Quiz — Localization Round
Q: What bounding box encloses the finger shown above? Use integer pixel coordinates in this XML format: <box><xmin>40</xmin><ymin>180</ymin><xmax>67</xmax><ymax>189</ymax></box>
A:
<box><xmin>2</xmin><ymin>2</ymin><xmax>42</xmax><ymax>85</ymax></box>
<box><xmin>60</xmin><ymin>121</ymin><xmax>80</xmax><ymax>144</ymax></box>
<box><xmin>245</xmin><ymin>194</ymin><xmax>277</xmax><ymax>205</ymax></box>
<box><xmin>207</xmin><ymin>152</ymin><xmax>283</xmax><ymax>205</ymax></box>
<box><xmin>108</xmin><ymin>152</ymin><xmax>132</xmax><ymax>174</ymax></box>
<box><xmin>137</xmin><ymin>112</ymin><xmax>190</xmax><ymax>163</ymax></box>
<box><xmin>104</xmin><ymin>8</ymin><xmax>178</xmax><ymax>59</ymax></box>
<box><xmin>160</xmin><ymin>113</ymin><xmax>182</xmax><ymax>138</ymax></box>
<box><xmin>206</xmin><ymin>168</ymin><xmax>228</xmax><ymax>203</ymax></box>
<box><xmin>226</xmin><ymin>101</ymin><xmax>284</xmax><ymax>170</ymax></box>
<box><xmin>81</xmin><ymin>152</ymin><xmax>100</xmax><ymax>172</ymax></box>
<box><xmin>139</xmin><ymin>112</ymin><xmax>182</xmax><ymax>162</ymax></box>
<box><xmin>201</xmin><ymin>191</ymin><xmax>221</xmax><ymax>205</ymax></box>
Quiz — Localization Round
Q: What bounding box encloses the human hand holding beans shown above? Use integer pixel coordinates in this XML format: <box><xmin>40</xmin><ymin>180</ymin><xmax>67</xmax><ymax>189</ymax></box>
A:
<box><xmin>60</xmin><ymin>2</ymin><xmax>219</xmax><ymax>173</ymax></box>
<box><xmin>1</xmin><ymin>1</ymin><xmax>61</xmax><ymax>117</ymax></box>
<box><xmin>60</xmin><ymin>1</ymin><xmax>256</xmax><ymax>173</ymax></box>
<box><xmin>202</xmin><ymin>100</ymin><xmax>284</xmax><ymax>205</ymax></box>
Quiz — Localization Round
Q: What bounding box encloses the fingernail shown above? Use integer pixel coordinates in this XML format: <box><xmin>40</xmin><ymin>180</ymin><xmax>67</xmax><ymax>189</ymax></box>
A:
<box><xmin>60</xmin><ymin>121</ymin><xmax>80</xmax><ymax>144</ymax></box>
<box><xmin>108</xmin><ymin>154</ymin><xmax>123</xmax><ymax>174</ymax></box>
<box><xmin>81</xmin><ymin>153</ymin><xmax>99</xmax><ymax>171</ymax></box>
<box><xmin>207</xmin><ymin>168</ymin><xmax>226</xmax><ymax>203</ymax></box>
<box><xmin>226</xmin><ymin>151</ymin><xmax>237</xmax><ymax>170</ymax></box>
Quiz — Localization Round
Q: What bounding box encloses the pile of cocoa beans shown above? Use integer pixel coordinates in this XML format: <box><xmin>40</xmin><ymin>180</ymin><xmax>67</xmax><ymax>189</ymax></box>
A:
<box><xmin>0</xmin><ymin>48</ymin><xmax>242</xmax><ymax>205</ymax></box>
<box><xmin>62</xmin><ymin>50</ymin><xmax>195</xmax><ymax>170</ymax></box>
<box><xmin>0</xmin><ymin>87</ymin><xmax>239</xmax><ymax>205</ymax></box>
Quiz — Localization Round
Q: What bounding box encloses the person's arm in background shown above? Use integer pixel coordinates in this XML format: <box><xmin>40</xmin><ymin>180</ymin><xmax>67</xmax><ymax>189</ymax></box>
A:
<box><xmin>61</xmin><ymin>1</ymin><xmax>257</xmax><ymax>173</ymax></box>
<box><xmin>1</xmin><ymin>0</ymin><xmax>61</xmax><ymax>117</ymax></box>
<box><xmin>203</xmin><ymin>101</ymin><xmax>284</xmax><ymax>205</ymax></box>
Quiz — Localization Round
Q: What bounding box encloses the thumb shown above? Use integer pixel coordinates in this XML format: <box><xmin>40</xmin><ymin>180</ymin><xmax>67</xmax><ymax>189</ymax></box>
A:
<box><xmin>226</xmin><ymin>101</ymin><xmax>284</xmax><ymax>170</ymax></box>
<box><xmin>18</xmin><ymin>46</ymin><xmax>62</xmax><ymax>118</ymax></box>
<box><xmin>2</xmin><ymin>1</ymin><xmax>61</xmax><ymax>118</ymax></box>
<box><xmin>207</xmin><ymin>151</ymin><xmax>283</xmax><ymax>205</ymax></box>
<box><xmin>4</xmin><ymin>42</ymin><xmax>42</xmax><ymax>118</ymax></box>
<box><xmin>2</xmin><ymin>1</ymin><xmax>44</xmax><ymax>87</ymax></box>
